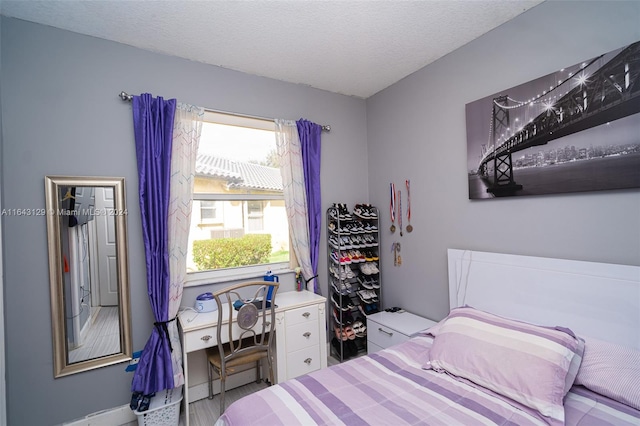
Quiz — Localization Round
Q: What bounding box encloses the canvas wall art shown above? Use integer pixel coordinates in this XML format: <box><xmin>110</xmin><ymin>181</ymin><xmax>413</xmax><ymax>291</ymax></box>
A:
<box><xmin>466</xmin><ymin>40</ymin><xmax>640</xmax><ymax>199</ymax></box>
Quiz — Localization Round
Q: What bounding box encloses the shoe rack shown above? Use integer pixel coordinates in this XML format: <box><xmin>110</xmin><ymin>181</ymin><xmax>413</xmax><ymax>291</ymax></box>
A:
<box><xmin>327</xmin><ymin>203</ymin><xmax>381</xmax><ymax>362</ymax></box>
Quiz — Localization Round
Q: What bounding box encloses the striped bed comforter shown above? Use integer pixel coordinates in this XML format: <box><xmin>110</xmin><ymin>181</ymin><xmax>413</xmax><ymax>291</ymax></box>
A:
<box><xmin>216</xmin><ymin>334</ymin><xmax>640</xmax><ymax>425</ymax></box>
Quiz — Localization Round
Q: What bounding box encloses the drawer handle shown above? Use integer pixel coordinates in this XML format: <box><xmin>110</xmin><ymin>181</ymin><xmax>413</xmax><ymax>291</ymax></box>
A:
<box><xmin>302</xmin><ymin>312</ymin><xmax>311</xmax><ymax>318</ymax></box>
<box><xmin>303</xmin><ymin>332</ymin><xmax>311</xmax><ymax>338</ymax></box>
<box><xmin>201</xmin><ymin>335</ymin><xmax>212</xmax><ymax>341</ymax></box>
<box><xmin>304</xmin><ymin>358</ymin><xmax>312</xmax><ymax>364</ymax></box>
<box><xmin>378</xmin><ymin>328</ymin><xmax>393</xmax><ymax>337</ymax></box>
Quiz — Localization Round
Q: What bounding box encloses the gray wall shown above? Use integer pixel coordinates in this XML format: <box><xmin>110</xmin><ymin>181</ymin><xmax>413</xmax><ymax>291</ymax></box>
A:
<box><xmin>367</xmin><ymin>0</ymin><xmax>640</xmax><ymax>321</ymax></box>
<box><xmin>0</xmin><ymin>18</ymin><xmax>367</xmax><ymax>425</ymax></box>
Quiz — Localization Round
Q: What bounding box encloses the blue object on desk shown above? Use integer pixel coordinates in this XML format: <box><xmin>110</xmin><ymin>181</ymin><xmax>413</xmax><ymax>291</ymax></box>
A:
<box><xmin>264</xmin><ymin>271</ymin><xmax>278</xmax><ymax>302</ymax></box>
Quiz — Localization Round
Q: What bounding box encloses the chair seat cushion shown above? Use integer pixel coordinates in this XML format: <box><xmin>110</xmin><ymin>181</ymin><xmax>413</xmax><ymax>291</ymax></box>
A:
<box><xmin>206</xmin><ymin>335</ymin><xmax>271</xmax><ymax>370</ymax></box>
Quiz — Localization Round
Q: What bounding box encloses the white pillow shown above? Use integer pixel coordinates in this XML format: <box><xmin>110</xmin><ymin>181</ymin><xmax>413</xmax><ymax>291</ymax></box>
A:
<box><xmin>574</xmin><ymin>337</ymin><xmax>640</xmax><ymax>410</ymax></box>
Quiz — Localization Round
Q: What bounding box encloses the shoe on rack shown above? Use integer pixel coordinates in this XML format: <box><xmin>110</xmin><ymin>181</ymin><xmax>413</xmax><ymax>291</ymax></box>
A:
<box><xmin>331</xmin><ymin>279</ymin><xmax>350</xmax><ymax>295</ymax></box>
<box><xmin>346</xmin><ymin>339</ymin><xmax>359</xmax><ymax>357</ymax></box>
<box><xmin>344</xmin><ymin>326</ymin><xmax>356</xmax><ymax>340</ymax></box>
<box><xmin>359</xmin><ymin>263</ymin><xmax>372</xmax><ymax>275</ymax></box>
<box><xmin>366</xmin><ymin>204</ymin><xmax>377</xmax><ymax>218</ymax></box>
<box><xmin>342</xmin><ymin>265</ymin><xmax>355</xmax><ymax>279</ymax></box>
<box><xmin>354</xmin><ymin>204</ymin><xmax>370</xmax><ymax>219</ymax></box>
<box><xmin>332</xmin><ymin>292</ymin><xmax>355</xmax><ymax>311</ymax></box>
<box><xmin>332</xmin><ymin>337</ymin><xmax>351</xmax><ymax>360</ymax></box>
<box><xmin>358</xmin><ymin>276</ymin><xmax>374</xmax><ymax>290</ymax></box>
<box><xmin>352</xmin><ymin>320</ymin><xmax>367</xmax><ymax>338</ymax></box>
<box><xmin>333</xmin><ymin>307</ymin><xmax>354</xmax><ymax>326</ymax></box>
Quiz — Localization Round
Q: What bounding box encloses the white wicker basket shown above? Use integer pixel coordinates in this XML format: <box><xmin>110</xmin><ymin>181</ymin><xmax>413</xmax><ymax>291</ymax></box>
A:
<box><xmin>133</xmin><ymin>386</ymin><xmax>183</xmax><ymax>426</ymax></box>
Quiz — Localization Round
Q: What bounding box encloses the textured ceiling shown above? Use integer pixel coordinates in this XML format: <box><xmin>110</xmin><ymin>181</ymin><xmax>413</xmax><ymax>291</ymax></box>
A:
<box><xmin>0</xmin><ymin>0</ymin><xmax>544</xmax><ymax>98</ymax></box>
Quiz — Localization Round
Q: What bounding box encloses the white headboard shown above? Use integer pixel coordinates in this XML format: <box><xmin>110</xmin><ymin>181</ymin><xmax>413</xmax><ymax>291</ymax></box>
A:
<box><xmin>448</xmin><ymin>249</ymin><xmax>640</xmax><ymax>349</ymax></box>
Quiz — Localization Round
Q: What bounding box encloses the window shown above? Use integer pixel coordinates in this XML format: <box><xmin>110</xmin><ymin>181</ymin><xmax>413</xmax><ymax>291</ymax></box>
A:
<box><xmin>187</xmin><ymin>111</ymin><xmax>290</xmax><ymax>283</ymax></box>
<box><xmin>200</xmin><ymin>200</ymin><xmax>219</xmax><ymax>222</ymax></box>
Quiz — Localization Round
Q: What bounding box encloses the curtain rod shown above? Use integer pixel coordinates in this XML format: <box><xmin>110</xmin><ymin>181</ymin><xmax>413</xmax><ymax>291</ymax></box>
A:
<box><xmin>119</xmin><ymin>91</ymin><xmax>331</xmax><ymax>132</ymax></box>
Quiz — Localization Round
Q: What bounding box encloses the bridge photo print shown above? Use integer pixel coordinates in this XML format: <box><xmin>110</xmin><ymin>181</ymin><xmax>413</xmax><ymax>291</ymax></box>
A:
<box><xmin>465</xmin><ymin>40</ymin><xmax>640</xmax><ymax>200</ymax></box>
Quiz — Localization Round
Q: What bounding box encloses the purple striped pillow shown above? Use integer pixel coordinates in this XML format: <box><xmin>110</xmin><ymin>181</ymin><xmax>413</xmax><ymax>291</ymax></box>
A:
<box><xmin>574</xmin><ymin>337</ymin><xmax>640</xmax><ymax>410</ymax></box>
<box><xmin>426</xmin><ymin>307</ymin><xmax>584</xmax><ymax>423</ymax></box>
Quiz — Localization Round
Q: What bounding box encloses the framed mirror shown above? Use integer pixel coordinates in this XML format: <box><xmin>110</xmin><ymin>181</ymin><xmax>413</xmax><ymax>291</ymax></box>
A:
<box><xmin>45</xmin><ymin>176</ymin><xmax>132</xmax><ymax>378</ymax></box>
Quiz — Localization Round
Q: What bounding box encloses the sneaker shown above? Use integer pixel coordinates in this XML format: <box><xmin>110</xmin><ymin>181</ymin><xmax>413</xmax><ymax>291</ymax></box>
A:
<box><xmin>331</xmin><ymin>337</ymin><xmax>350</xmax><ymax>359</ymax></box>
<box><xmin>339</xmin><ymin>204</ymin><xmax>352</xmax><ymax>220</ymax></box>
<box><xmin>352</xmin><ymin>222</ymin><xmax>364</xmax><ymax>234</ymax></box>
<box><xmin>352</xmin><ymin>320</ymin><xmax>367</xmax><ymax>338</ymax></box>
<box><xmin>346</xmin><ymin>339</ymin><xmax>358</xmax><ymax>357</ymax></box>
<box><xmin>357</xmin><ymin>290</ymin><xmax>378</xmax><ymax>303</ymax></box>
<box><xmin>333</xmin><ymin>307</ymin><xmax>354</xmax><ymax>325</ymax></box>
<box><xmin>358</xmin><ymin>276</ymin><xmax>374</xmax><ymax>289</ymax></box>
<box><xmin>359</xmin><ymin>263</ymin><xmax>371</xmax><ymax>275</ymax></box>
<box><xmin>332</xmin><ymin>292</ymin><xmax>354</xmax><ymax>311</ymax></box>
<box><xmin>331</xmin><ymin>279</ymin><xmax>350</xmax><ymax>295</ymax></box>
<box><xmin>366</xmin><ymin>204</ymin><xmax>377</xmax><ymax>218</ymax></box>
<box><xmin>354</xmin><ymin>204</ymin><xmax>370</xmax><ymax>219</ymax></box>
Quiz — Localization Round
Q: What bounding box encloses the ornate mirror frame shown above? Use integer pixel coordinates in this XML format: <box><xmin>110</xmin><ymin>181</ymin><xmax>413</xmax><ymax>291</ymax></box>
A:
<box><xmin>45</xmin><ymin>176</ymin><xmax>132</xmax><ymax>378</ymax></box>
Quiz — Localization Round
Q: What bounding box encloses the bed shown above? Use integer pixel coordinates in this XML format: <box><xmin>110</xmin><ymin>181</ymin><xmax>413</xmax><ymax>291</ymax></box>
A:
<box><xmin>215</xmin><ymin>249</ymin><xmax>640</xmax><ymax>425</ymax></box>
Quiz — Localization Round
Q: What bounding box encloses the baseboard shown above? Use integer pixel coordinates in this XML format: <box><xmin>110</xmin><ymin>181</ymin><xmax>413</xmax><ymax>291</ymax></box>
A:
<box><xmin>63</xmin><ymin>404</ymin><xmax>136</xmax><ymax>426</ymax></box>
<box><xmin>62</xmin><ymin>369</ymin><xmax>259</xmax><ymax>425</ymax></box>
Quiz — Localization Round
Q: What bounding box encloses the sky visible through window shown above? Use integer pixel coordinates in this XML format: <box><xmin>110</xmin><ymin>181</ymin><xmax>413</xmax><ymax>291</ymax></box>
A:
<box><xmin>199</xmin><ymin>122</ymin><xmax>276</xmax><ymax>163</ymax></box>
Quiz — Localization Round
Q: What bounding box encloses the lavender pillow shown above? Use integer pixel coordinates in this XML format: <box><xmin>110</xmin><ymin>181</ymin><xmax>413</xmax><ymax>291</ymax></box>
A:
<box><xmin>426</xmin><ymin>307</ymin><xmax>584</xmax><ymax>424</ymax></box>
<box><xmin>574</xmin><ymin>337</ymin><xmax>640</xmax><ymax>410</ymax></box>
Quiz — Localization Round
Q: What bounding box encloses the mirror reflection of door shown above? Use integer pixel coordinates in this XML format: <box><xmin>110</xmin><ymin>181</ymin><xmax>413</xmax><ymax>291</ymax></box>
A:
<box><xmin>62</xmin><ymin>186</ymin><xmax>121</xmax><ymax>364</ymax></box>
<box><xmin>94</xmin><ymin>187</ymin><xmax>118</xmax><ymax>306</ymax></box>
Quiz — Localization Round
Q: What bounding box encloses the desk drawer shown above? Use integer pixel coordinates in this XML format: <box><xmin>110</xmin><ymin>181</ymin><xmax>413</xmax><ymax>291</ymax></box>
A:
<box><xmin>285</xmin><ymin>320</ymin><xmax>319</xmax><ymax>353</ymax></box>
<box><xmin>286</xmin><ymin>345</ymin><xmax>321</xmax><ymax>379</ymax></box>
<box><xmin>184</xmin><ymin>327</ymin><xmax>218</xmax><ymax>352</ymax></box>
<box><xmin>184</xmin><ymin>321</ymin><xmax>265</xmax><ymax>352</ymax></box>
<box><xmin>367</xmin><ymin>321</ymin><xmax>409</xmax><ymax>350</ymax></box>
<box><xmin>285</xmin><ymin>305</ymin><xmax>318</xmax><ymax>326</ymax></box>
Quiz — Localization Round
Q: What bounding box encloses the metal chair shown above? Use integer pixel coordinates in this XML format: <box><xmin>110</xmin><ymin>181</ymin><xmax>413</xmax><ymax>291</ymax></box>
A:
<box><xmin>206</xmin><ymin>280</ymin><xmax>279</xmax><ymax>413</ymax></box>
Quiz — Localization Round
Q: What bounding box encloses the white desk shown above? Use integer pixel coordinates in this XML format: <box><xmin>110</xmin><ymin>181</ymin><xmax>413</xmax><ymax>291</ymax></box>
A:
<box><xmin>178</xmin><ymin>290</ymin><xmax>327</xmax><ymax>425</ymax></box>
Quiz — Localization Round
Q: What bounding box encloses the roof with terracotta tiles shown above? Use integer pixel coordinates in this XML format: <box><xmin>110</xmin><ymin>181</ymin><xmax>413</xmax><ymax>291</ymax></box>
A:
<box><xmin>196</xmin><ymin>154</ymin><xmax>283</xmax><ymax>191</ymax></box>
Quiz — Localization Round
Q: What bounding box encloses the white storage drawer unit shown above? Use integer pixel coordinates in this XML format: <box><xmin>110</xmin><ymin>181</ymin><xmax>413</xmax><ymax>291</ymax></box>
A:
<box><xmin>280</xmin><ymin>303</ymin><xmax>324</xmax><ymax>380</ymax></box>
<box><xmin>367</xmin><ymin>311</ymin><xmax>437</xmax><ymax>354</ymax></box>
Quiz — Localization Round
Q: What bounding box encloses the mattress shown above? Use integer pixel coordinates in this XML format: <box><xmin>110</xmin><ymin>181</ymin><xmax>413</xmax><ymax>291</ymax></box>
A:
<box><xmin>216</xmin><ymin>334</ymin><xmax>640</xmax><ymax>426</ymax></box>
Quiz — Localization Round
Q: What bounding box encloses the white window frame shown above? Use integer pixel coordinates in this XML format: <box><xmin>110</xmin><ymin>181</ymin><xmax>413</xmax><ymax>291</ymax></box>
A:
<box><xmin>185</xmin><ymin>111</ymin><xmax>291</xmax><ymax>286</ymax></box>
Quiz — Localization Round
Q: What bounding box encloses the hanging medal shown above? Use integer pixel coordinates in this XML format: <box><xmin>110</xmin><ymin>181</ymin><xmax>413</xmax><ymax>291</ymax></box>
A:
<box><xmin>398</xmin><ymin>189</ymin><xmax>403</xmax><ymax>237</ymax></box>
<box><xmin>389</xmin><ymin>183</ymin><xmax>396</xmax><ymax>233</ymax></box>
<box><xmin>405</xmin><ymin>180</ymin><xmax>413</xmax><ymax>233</ymax></box>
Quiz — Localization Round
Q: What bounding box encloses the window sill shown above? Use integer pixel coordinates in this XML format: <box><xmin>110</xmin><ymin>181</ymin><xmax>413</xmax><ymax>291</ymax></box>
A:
<box><xmin>184</xmin><ymin>264</ymin><xmax>293</xmax><ymax>287</ymax></box>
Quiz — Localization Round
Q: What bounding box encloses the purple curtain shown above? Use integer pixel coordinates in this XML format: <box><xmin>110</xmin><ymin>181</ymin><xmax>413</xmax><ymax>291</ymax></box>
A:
<box><xmin>296</xmin><ymin>119</ymin><xmax>322</xmax><ymax>294</ymax></box>
<box><xmin>131</xmin><ymin>94</ymin><xmax>177</xmax><ymax>398</ymax></box>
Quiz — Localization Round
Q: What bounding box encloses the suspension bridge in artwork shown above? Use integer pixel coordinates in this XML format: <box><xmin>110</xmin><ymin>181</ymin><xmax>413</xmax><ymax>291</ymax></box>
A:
<box><xmin>477</xmin><ymin>41</ymin><xmax>640</xmax><ymax>196</ymax></box>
